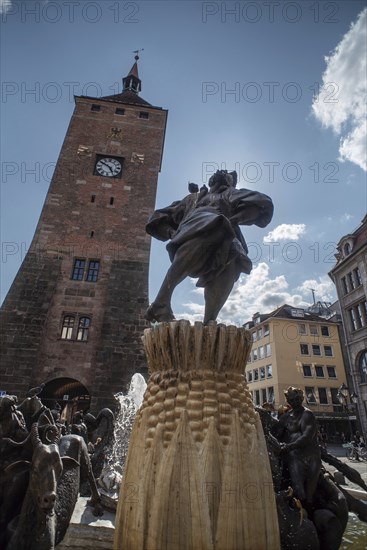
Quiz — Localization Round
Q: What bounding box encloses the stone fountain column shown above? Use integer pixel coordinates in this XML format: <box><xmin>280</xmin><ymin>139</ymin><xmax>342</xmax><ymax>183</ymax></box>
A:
<box><xmin>114</xmin><ymin>321</ymin><xmax>280</xmax><ymax>550</ymax></box>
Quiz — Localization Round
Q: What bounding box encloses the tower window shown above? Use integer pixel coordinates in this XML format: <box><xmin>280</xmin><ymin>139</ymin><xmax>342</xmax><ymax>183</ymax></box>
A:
<box><xmin>90</xmin><ymin>231</ymin><xmax>94</xmax><ymax>238</ymax></box>
<box><xmin>71</xmin><ymin>259</ymin><xmax>86</xmax><ymax>281</ymax></box>
<box><xmin>139</xmin><ymin>111</ymin><xmax>149</xmax><ymax>119</ymax></box>
<box><xmin>91</xmin><ymin>104</ymin><xmax>101</xmax><ymax>112</ymax></box>
<box><xmin>86</xmin><ymin>260</ymin><xmax>100</xmax><ymax>282</ymax></box>
<box><xmin>109</xmin><ymin>197</ymin><xmax>114</xmax><ymax>205</ymax></box>
<box><xmin>60</xmin><ymin>314</ymin><xmax>92</xmax><ymax>341</ymax></box>
<box><xmin>91</xmin><ymin>195</ymin><xmax>96</xmax><ymax>203</ymax></box>
<box><xmin>115</xmin><ymin>108</ymin><xmax>125</xmax><ymax>115</ymax></box>
<box><xmin>61</xmin><ymin>316</ymin><xmax>75</xmax><ymax>340</ymax></box>
<box><xmin>77</xmin><ymin>317</ymin><xmax>91</xmax><ymax>341</ymax></box>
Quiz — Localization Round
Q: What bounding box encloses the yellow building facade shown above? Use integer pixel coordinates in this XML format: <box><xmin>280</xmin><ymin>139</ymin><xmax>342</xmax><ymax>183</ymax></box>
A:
<box><xmin>244</xmin><ymin>304</ymin><xmax>351</xmax><ymax>439</ymax></box>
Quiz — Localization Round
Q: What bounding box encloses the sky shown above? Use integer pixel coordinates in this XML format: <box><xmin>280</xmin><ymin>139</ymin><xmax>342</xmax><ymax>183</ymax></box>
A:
<box><xmin>1</xmin><ymin>0</ymin><xmax>366</xmax><ymax>325</ymax></box>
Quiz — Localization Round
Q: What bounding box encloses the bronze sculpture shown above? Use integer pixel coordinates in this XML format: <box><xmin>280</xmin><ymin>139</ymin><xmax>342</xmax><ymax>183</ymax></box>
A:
<box><xmin>145</xmin><ymin>169</ymin><xmax>273</xmax><ymax>323</ymax></box>
<box><xmin>257</xmin><ymin>389</ymin><xmax>356</xmax><ymax>549</ymax></box>
<box><xmin>272</xmin><ymin>386</ymin><xmax>322</xmax><ymax>509</ymax></box>
<box><xmin>0</xmin><ymin>400</ymin><xmax>103</xmax><ymax>549</ymax></box>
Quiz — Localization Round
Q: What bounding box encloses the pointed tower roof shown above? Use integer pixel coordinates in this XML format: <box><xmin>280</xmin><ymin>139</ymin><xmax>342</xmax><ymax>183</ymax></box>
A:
<box><xmin>127</xmin><ymin>60</ymin><xmax>139</xmax><ymax>80</ymax></box>
<box><xmin>99</xmin><ymin>52</ymin><xmax>153</xmax><ymax>107</ymax></box>
<box><xmin>122</xmin><ymin>54</ymin><xmax>142</xmax><ymax>94</ymax></box>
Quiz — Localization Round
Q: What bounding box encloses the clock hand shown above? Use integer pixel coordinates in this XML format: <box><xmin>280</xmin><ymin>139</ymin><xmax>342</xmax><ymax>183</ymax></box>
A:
<box><xmin>100</xmin><ymin>160</ymin><xmax>114</xmax><ymax>174</ymax></box>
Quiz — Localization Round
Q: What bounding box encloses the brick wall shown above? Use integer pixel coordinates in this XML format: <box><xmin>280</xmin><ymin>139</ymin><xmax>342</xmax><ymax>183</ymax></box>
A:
<box><xmin>0</xmin><ymin>91</ymin><xmax>167</xmax><ymax>412</ymax></box>
<box><xmin>0</xmin><ymin>253</ymin><xmax>61</xmax><ymax>396</ymax></box>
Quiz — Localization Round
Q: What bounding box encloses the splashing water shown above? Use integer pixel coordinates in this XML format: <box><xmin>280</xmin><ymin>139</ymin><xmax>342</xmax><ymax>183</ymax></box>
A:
<box><xmin>109</xmin><ymin>373</ymin><xmax>147</xmax><ymax>472</ymax></box>
<box><xmin>341</xmin><ymin>513</ymin><xmax>367</xmax><ymax>549</ymax></box>
<box><xmin>98</xmin><ymin>374</ymin><xmax>147</xmax><ymax>502</ymax></box>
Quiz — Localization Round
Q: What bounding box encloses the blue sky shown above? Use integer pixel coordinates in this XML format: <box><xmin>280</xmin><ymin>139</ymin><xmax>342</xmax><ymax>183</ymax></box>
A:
<box><xmin>1</xmin><ymin>1</ymin><xmax>366</xmax><ymax>324</ymax></box>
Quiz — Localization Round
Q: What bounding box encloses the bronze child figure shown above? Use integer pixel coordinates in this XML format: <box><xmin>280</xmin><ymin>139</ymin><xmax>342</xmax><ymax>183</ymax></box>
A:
<box><xmin>145</xmin><ymin>169</ymin><xmax>273</xmax><ymax>323</ymax></box>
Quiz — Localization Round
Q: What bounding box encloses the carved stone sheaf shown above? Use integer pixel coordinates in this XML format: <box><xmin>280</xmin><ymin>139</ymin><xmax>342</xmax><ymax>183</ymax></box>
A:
<box><xmin>114</xmin><ymin>321</ymin><xmax>280</xmax><ymax>550</ymax></box>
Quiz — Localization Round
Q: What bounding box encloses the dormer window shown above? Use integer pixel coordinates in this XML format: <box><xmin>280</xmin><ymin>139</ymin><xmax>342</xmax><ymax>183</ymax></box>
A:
<box><xmin>344</xmin><ymin>242</ymin><xmax>351</xmax><ymax>255</ymax></box>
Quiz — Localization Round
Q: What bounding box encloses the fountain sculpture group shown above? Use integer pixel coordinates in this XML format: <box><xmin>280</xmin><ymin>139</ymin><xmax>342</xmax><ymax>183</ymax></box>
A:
<box><xmin>114</xmin><ymin>171</ymin><xmax>364</xmax><ymax>549</ymax></box>
<box><xmin>1</xmin><ymin>170</ymin><xmax>367</xmax><ymax>549</ymax></box>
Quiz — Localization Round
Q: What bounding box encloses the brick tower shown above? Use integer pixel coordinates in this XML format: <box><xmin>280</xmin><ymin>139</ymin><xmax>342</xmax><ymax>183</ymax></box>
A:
<box><xmin>0</xmin><ymin>57</ymin><xmax>168</xmax><ymax>413</ymax></box>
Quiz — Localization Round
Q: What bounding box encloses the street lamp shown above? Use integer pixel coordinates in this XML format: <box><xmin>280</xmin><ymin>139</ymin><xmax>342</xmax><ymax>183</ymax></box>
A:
<box><xmin>338</xmin><ymin>383</ymin><xmax>348</xmax><ymax>399</ymax></box>
<box><xmin>350</xmin><ymin>392</ymin><xmax>359</xmax><ymax>405</ymax></box>
<box><xmin>337</xmin><ymin>384</ymin><xmax>359</xmax><ymax>441</ymax></box>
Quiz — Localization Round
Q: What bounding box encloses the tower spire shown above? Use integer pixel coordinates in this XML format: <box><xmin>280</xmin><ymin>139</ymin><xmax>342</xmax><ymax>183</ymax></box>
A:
<box><xmin>123</xmin><ymin>49</ymin><xmax>144</xmax><ymax>94</ymax></box>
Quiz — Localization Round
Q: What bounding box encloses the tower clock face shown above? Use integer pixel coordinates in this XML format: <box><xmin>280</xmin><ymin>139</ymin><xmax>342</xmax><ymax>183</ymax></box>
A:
<box><xmin>95</xmin><ymin>157</ymin><xmax>122</xmax><ymax>177</ymax></box>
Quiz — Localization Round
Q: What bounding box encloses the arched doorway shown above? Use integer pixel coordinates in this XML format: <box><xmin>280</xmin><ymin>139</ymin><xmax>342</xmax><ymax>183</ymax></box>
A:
<box><xmin>38</xmin><ymin>378</ymin><xmax>90</xmax><ymax>424</ymax></box>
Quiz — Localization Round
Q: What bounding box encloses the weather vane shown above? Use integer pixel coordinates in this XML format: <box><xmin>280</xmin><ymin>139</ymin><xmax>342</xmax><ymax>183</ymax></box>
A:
<box><xmin>133</xmin><ymin>48</ymin><xmax>144</xmax><ymax>61</ymax></box>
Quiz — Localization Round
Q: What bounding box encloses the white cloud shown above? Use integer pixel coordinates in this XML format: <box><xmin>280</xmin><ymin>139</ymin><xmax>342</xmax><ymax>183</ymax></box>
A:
<box><xmin>297</xmin><ymin>276</ymin><xmax>336</xmax><ymax>304</ymax></box>
<box><xmin>312</xmin><ymin>8</ymin><xmax>367</xmax><ymax>171</ymax></box>
<box><xmin>178</xmin><ymin>301</ymin><xmax>205</xmax><ymax>325</ymax></box>
<box><xmin>263</xmin><ymin>224</ymin><xmax>306</xmax><ymax>243</ymax></box>
<box><xmin>339</xmin><ymin>122</ymin><xmax>367</xmax><ymax>170</ymax></box>
<box><xmin>0</xmin><ymin>0</ymin><xmax>12</xmax><ymax>14</ymax></box>
<box><xmin>340</xmin><ymin>212</ymin><xmax>354</xmax><ymax>222</ymax></box>
<box><xmin>175</xmin><ymin>263</ymin><xmax>315</xmax><ymax>326</ymax></box>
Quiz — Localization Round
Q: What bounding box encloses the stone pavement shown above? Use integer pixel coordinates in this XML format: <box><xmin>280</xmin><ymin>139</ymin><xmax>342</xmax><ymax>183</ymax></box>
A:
<box><xmin>323</xmin><ymin>444</ymin><xmax>367</xmax><ymax>493</ymax></box>
<box><xmin>56</xmin><ymin>497</ymin><xmax>115</xmax><ymax>550</ymax></box>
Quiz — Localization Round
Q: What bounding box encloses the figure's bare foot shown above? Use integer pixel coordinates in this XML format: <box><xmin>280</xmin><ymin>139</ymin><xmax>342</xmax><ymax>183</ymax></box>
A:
<box><xmin>145</xmin><ymin>302</ymin><xmax>175</xmax><ymax>322</ymax></box>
